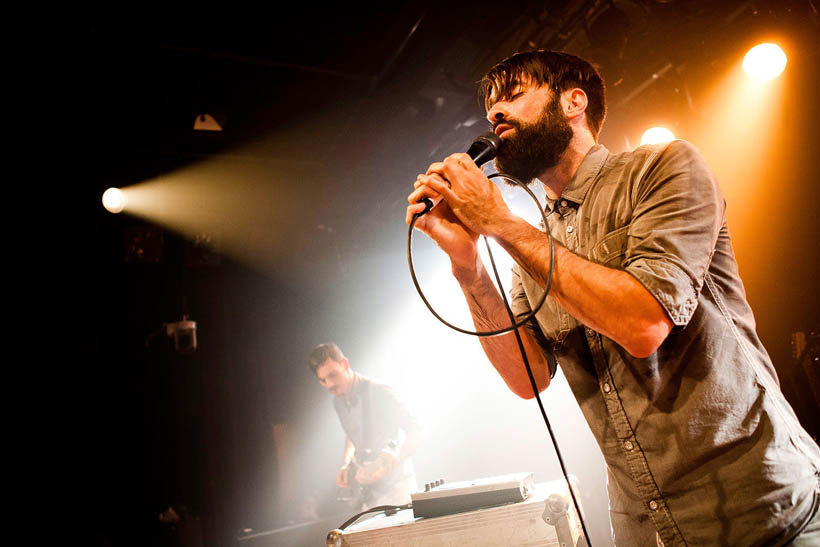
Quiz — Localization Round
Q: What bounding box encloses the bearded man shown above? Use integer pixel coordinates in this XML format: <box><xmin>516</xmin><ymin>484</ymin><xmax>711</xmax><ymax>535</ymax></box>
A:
<box><xmin>406</xmin><ymin>50</ymin><xmax>820</xmax><ymax>546</ymax></box>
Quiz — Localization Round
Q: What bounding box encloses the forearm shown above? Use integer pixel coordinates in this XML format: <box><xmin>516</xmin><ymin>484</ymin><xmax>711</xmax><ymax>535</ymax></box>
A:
<box><xmin>490</xmin><ymin>215</ymin><xmax>672</xmax><ymax>357</ymax></box>
<box><xmin>342</xmin><ymin>437</ymin><xmax>355</xmax><ymax>465</ymax></box>
<box><xmin>453</xmin><ymin>256</ymin><xmax>552</xmax><ymax>398</ymax></box>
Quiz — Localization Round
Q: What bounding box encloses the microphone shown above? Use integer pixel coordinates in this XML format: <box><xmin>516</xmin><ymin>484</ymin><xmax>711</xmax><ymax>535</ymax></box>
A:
<box><xmin>418</xmin><ymin>131</ymin><xmax>502</xmax><ymax>216</ymax></box>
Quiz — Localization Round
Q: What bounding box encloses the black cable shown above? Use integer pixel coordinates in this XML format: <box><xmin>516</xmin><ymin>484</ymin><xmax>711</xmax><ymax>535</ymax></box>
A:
<box><xmin>407</xmin><ymin>174</ymin><xmax>552</xmax><ymax>337</ymax></box>
<box><xmin>483</xmin><ymin>231</ymin><xmax>593</xmax><ymax>546</ymax></box>
<box><xmin>407</xmin><ymin>173</ymin><xmax>593</xmax><ymax>546</ymax></box>
<box><xmin>338</xmin><ymin>503</ymin><xmax>412</xmax><ymax>531</ymax></box>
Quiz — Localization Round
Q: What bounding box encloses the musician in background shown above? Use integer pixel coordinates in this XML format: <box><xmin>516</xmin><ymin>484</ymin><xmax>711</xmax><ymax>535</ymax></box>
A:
<box><xmin>309</xmin><ymin>342</ymin><xmax>424</xmax><ymax>510</ymax></box>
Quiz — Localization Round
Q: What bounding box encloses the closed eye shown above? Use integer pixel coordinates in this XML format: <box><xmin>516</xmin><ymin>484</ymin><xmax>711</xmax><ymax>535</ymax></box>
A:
<box><xmin>495</xmin><ymin>90</ymin><xmax>524</xmax><ymax>105</ymax></box>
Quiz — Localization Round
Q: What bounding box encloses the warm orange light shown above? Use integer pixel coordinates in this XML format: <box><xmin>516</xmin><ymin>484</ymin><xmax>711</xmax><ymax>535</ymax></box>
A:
<box><xmin>689</xmin><ymin>47</ymin><xmax>788</xmax><ymax>299</ymax></box>
<box><xmin>640</xmin><ymin>127</ymin><xmax>675</xmax><ymax>145</ymax></box>
<box><xmin>742</xmin><ymin>43</ymin><xmax>787</xmax><ymax>81</ymax></box>
<box><xmin>102</xmin><ymin>187</ymin><xmax>127</xmax><ymax>213</ymax></box>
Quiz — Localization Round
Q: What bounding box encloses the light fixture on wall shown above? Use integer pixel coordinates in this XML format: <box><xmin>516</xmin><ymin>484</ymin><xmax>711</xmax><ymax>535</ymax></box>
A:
<box><xmin>193</xmin><ymin>113</ymin><xmax>223</xmax><ymax>132</ymax></box>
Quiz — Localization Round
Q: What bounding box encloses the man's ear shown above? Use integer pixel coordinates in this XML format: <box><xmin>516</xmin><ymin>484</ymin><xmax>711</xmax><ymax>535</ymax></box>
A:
<box><xmin>341</xmin><ymin>358</ymin><xmax>351</xmax><ymax>371</ymax></box>
<box><xmin>563</xmin><ymin>88</ymin><xmax>588</xmax><ymax>120</ymax></box>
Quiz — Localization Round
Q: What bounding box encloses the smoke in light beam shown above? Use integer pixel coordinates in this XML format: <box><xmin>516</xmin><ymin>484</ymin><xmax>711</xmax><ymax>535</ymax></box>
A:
<box><xmin>100</xmin><ymin>155</ymin><xmax>322</xmax><ymax>281</ymax></box>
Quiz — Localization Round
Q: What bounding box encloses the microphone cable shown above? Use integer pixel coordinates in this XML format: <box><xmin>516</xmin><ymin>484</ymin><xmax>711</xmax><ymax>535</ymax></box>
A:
<box><xmin>408</xmin><ymin>174</ymin><xmax>552</xmax><ymax>337</ymax></box>
<box><xmin>407</xmin><ymin>171</ymin><xmax>593</xmax><ymax>547</ymax></box>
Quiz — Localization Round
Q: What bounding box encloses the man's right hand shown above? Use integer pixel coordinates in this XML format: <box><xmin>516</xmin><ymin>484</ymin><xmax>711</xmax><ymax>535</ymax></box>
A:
<box><xmin>406</xmin><ymin>178</ymin><xmax>480</xmax><ymax>278</ymax></box>
<box><xmin>336</xmin><ymin>463</ymin><xmax>351</xmax><ymax>488</ymax></box>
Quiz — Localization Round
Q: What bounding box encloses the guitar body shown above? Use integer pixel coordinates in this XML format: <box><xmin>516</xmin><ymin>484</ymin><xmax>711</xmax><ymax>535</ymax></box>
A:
<box><xmin>338</xmin><ymin>448</ymin><xmax>388</xmax><ymax>508</ymax></box>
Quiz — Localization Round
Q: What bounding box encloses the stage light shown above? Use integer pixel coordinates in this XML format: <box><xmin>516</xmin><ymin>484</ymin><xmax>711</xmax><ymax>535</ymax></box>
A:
<box><xmin>102</xmin><ymin>187</ymin><xmax>127</xmax><ymax>213</ymax></box>
<box><xmin>193</xmin><ymin>113</ymin><xmax>223</xmax><ymax>132</ymax></box>
<box><xmin>640</xmin><ymin>127</ymin><xmax>675</xmax><ymax>145</ymax></box>
<box><xmin>742</xmin><ymin>43</ymin><xmax>787</xmax><ymax>81</ymax></box>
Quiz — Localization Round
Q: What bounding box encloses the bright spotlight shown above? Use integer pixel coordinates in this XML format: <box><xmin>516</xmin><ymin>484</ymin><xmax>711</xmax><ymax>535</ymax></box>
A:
<box><xmin>742</xmin><ymin>43</ymin><xmax>787</xmax><ymax>81</ymax></box>
<box><xmin>641</xmin><ymin>127</ymin><xmax>675</xmax><ymax>146</ymax></box>
<box><xmin>102</xmin><ymin>187</ymin><xmax>128</xmax><ymax>214</ymax></box>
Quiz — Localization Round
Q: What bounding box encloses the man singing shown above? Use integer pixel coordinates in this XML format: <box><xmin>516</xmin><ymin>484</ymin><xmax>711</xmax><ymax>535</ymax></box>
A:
<box><xmin>309</xmin><ymin>343</ymin><xmax>423</xmax><ymax>511</ymax></box>
<box><xmin>406</xmin><ymin>50</ymin><xmax>819</xmax><ymax>545</ymax></box>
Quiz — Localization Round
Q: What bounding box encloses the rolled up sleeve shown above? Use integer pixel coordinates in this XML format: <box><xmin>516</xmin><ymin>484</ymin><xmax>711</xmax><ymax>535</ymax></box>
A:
<box><xmin>623</xmin><ymin>140</ymin><xmax>725</xmax><ymax>327</ymax></box>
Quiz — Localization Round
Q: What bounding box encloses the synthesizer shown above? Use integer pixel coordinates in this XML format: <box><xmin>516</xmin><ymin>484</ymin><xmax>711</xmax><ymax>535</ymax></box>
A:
<box><xmin>410</xmin><ymin>471</ymin><xmax>534</xmax><ymax>519</ymax></box>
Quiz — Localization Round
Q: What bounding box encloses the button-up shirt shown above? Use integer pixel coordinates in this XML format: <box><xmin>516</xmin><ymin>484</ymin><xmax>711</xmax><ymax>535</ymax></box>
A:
<box><xmin>511</xmin><ymin>141</ymin><xmax>820</xmax><ymax>545</ymax></box>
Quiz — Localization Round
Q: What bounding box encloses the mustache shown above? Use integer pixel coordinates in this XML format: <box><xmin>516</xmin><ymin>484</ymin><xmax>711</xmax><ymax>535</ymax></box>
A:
<box><xmin>492</xmin><ymin>118</ymin><xmax>522</xmax><ymax>132</ymax></box>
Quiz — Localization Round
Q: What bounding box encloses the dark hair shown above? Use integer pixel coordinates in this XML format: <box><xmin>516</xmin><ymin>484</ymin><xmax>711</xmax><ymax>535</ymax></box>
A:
<box><xmin>308</xmin><ymin>342</ymin><xmax>345</xmax><ymax>374</ymax></box>
<box><xmin>479</xmin><ymin>50</ymin><xmax>607</xmax><ymax>139</ymax></box>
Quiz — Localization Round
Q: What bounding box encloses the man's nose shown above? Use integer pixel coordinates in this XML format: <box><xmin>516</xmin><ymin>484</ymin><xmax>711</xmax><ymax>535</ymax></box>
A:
<box><xmin>487</xmin><ymin>102</ymin><xmax>509</xmax><ymax>125</ymax></box>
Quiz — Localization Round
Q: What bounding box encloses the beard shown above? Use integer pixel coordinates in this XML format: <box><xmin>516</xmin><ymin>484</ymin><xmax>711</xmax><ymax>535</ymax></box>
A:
<box><xmin>493</xmin><ymin>94</ymin><xmax>574</xmax><ymax>185</ymax></box>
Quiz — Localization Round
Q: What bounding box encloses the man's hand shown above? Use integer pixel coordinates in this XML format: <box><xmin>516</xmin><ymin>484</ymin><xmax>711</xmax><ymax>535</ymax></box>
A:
<box><xmin>407</xmin><ymin>178</ymin><xmax>480</xmax><ymax>274</ymax></box>
<box><xmin>407</xmin><ymin>153</ymin><xmax>511</xmax><ymax>276</ymax></box>
<box><xmin>336</xmin><ymin>463</ymin><xmax>351</xmax><ymax>488</ymax></box>
<box><xmin>354</xmin><ymin>451</ymin><xmax>397</xmax><ymax>485</ymax></box>
<box><xmin>416</xmin><ymin>153</ymin><xmax>514</xmax><ymax>237</ymax></box>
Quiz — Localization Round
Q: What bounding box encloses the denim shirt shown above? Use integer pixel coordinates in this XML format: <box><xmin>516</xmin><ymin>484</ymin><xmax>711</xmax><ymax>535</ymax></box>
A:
<box><xmin>511</xmin><ymin>141</ymin><xmax>820</xmax><ymax>546</ymax></box>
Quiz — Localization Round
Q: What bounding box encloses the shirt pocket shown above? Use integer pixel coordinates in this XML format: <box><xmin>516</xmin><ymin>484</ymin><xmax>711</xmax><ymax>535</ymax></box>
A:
<box><xmin>590</xmin><ymin>225</ymin><xmax>629</xmax><ymax>267</ymax></box>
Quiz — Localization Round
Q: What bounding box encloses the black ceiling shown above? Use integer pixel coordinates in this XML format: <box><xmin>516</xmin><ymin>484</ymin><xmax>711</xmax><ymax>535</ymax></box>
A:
<box><xmin>86</xmin><ymin>0</ymin><xmax>819</xmax><ymax>283</ymax></box>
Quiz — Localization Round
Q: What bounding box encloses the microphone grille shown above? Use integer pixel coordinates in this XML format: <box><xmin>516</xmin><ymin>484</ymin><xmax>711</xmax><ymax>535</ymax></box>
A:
<box><xmin>467</xmin><ymin>131</ymin><xmax>502</xmax><ymax>166</ymax></box>
<box><xmin>475</xmin><ymin>131</ymin><xmax>501</xmax><ymax>150</ymax></box>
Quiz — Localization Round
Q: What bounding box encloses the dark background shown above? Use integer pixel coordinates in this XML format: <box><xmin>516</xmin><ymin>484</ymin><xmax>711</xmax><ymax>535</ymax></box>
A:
<box><xmin>82</xmin><ymin>2</ymin><xmax>819</xmax><ymax>545</ymax></box>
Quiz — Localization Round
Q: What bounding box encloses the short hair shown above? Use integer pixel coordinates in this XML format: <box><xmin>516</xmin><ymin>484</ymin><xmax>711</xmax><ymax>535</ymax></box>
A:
<box><xmin>479</xmin><ymin>50</ymin><xmax>607</xmax><ymax>139</ymax></box>
<box><xmin>308</xmin><ymin>342</ymin><xmax>345</xmax><ymax>374</ymax></box>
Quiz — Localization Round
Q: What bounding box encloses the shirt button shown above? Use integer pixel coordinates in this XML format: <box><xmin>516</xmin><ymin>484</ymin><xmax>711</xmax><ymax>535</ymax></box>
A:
<box><xmin>624</xmin><ymin>440</ymin><xmax>634</xmax><ymax>451</ymax></box>
<box><xmin>602</xmin><ymin>383</ymin><xmax>611</xmax><ymax>394</ymax></box>
<box><xmin>648</xmin><ymin>500</ymin><xmax>659</xmax><ymax>511</ymax></box>
<box><xmin>566</xmin><ymin>225</ymin><xmax>574</xmax><ymax>233</ymax></box>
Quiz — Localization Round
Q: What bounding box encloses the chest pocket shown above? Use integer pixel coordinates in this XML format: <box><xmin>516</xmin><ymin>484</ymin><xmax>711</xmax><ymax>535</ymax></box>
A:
<box><xmin>590</xmin><ymin>225</ymin><xmax>629</xmax><ymax>267</ymax></box>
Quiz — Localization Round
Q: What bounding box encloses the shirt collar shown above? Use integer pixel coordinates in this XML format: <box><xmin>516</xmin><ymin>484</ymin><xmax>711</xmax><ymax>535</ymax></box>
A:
<box><xmin>544</xmin><ymin>144</ymin><xmax>609</xmax><ymax>211</ymax></box>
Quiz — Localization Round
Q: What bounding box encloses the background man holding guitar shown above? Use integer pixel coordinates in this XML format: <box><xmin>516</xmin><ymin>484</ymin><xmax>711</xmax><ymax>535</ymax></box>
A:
<box><xmin>309</xmin><ymin>343</ymin><xmax>424</xmax><ymax>510</ymax></box>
